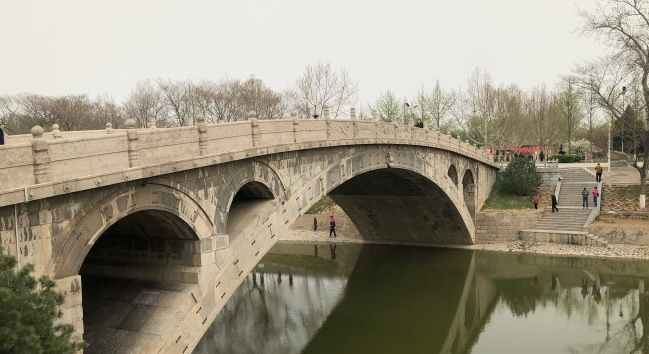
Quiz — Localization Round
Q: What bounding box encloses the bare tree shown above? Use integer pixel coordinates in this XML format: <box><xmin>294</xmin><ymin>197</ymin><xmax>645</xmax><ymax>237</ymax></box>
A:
<box><xmin>526</xmin><ymin>85</ymin><xmax>563</xmax><ymax>153</ymax></box>
<box><xmin>293</xmin><ymin>62</ymin><xmax>358</xmax><ymax>119</ymax></box>
<box><xmin>579</xmin><ymin>0</ymin><xmax>649</xmax><ymax>207</ymax></box>
<box><xmin>156</xmin><ymin>78</ymin><xmax>192</xmax><ymax>127</ymax></box>
<box><xmin>123</xmin><ymin>79</ymin><xmax>168</xmax><ymax>128</ymax></box>
<box><xmin>234</xmin><ymin>77</ymin><xmax>288</xmax><ymax>120</ymax></box>
<box><xmin>456</xmin><ymin>68</ymin><xmax>514</xmax><ymax>148</ymax></box>
<box><xmin>94</xmin><ymin>94</ymin><xmax>125</xmax><ymax>129</ymax></box>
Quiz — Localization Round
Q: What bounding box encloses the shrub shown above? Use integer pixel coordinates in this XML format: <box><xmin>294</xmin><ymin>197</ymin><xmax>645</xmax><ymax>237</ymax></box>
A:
<box><xmin>0</xmin><ymin>247</ymin><xmax>86</xmax><ymax>354</ymax></box>
<box><xmin>306</xmin><ymin>195</ymin><xmax>336</xmax><ymax>214</ymax></box>
<box><xmin>548</xmin><ymin>154</ymin><xmax>585</xmax><ymax>163</ymax></box>
<box><xmin>500</xmin><ymin>157</ymin><xmax>542</xmax><ymax>196</ymax></box>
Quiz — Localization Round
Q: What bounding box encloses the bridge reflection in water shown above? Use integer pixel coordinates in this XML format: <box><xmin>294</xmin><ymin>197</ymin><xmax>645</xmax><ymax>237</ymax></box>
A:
<box><xmin>194</xmin><ymin>244</ymin><xmax>649</xmax><ymax>354</ymax></box>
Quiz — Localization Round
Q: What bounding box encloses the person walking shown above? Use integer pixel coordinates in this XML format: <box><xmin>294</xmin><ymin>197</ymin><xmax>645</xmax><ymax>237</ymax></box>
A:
<box><xmin>592</xmin><ymin>186</ymin><xmax>600</xmax><ymax>207</ymax></box>
<box><xmin>533</xmin><ymin>194</ymin><xmax>539</xmax><ymax>210</ymax></box>
<box><xmin>581</xmin><ymin>187</ymin><xmax>590</xmax><ymax>209</ymax></box>
<box><xmin>415</xmin><ymin>119</ymin><xmax>424</xmax><ymax>128</ymax></box>
<box><xmin>595</xmin><ymin>163</ymin><xmax>603</xmax><ymax>182</ymax></box>
<box><xmin>551</xmin><ymin>194</ymin><xmax>559</xmax><ymax>213</ymax></box>
<box><xmin>329</xmin><ymin>215</ymin><xmax>337</xmax><ymax>238</ymax></box>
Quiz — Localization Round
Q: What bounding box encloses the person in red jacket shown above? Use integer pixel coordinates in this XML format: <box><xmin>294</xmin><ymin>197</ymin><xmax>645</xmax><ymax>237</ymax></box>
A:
<box><xmin>329</xmin><ymin>215</ymin><xmax>337</xmax><ymax>238</ymax></box>
<box><xmin>533</xmin><ymin>194</ymin><xmax>539</xmax><ymax>209</ymax></box>
<box><xmin>592</xmin><ymin>186</ymin><xmax>600</xmax><ymax>207</ymax></box>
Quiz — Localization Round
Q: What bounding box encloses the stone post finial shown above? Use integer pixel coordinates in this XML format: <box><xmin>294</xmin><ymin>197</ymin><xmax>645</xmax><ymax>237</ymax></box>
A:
<box><xmin>31</xmin><ymin>125</ymin><xmax>44</xmax><ymax>139</ymax></box>
<box><xmin>292</xmin><ymin>116</ymin><xmax>299</xmax><ymax>142</ymax></box>
<box><xmin>125</xmin><ymin>119</ymin><xmax>137</xmax><ymax>129</ymax></box>
<box><xmin>124</xmin><ymin>120</ymin><xmax>140</xmax><ymax>167</ymax></box>
<box><xmin>390</xmin><ymin>113</ymin><xmax>397</xmax><ymax>123</ymax></box>
<box><xmin>350</xmin><ymin>107</ymin><xmax>357</xmax><ymax>120</ymax></box>
<box><xmin>148</xmin><ymin>116</ymin><xmax>156</xmax><ymax>129</ymax></box>
<box><xmin>323</xmin><ymin>105</ymin><xmax>330</xmax><ymax>120</ymax></box>
<box><xmin>106</xmin><ymin>122</ymin><xmax>114</xmax><ymax>134</ymax></box>
<box><xmin>197</xmin><ymin>115</ymin><xmax>207</xmax><ymax>156</ymax></box>
<box><xmin>290</xmin><ymin>110</ymin><xmax>297</xmax><ymax>118</ymax></box>
<box><xmin>30</xmin><ymin>125</ymin><xmax>51</xmax><ymax>184</ymax></box>
<box><xmin>372</xmin><ymin>109</ymin><xmax>378</xmax><ymax>121</ymax></box>
<box><xmin>250</xmin><ymin>113</ymin><xmax>260</xmax><ymax>147</ymax></box>
<box><xmin>52</xmin><ymin>124</ymin><xmax>62</xmax><ymax>139</ymax></box>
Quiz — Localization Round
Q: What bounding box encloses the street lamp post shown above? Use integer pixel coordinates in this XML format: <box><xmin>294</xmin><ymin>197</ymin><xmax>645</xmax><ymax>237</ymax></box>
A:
<box><xmin>621</xmin><ymin>86</ymin><xmax>627</xmax><ymax>153</ymax></box>
<box><xmin>404</xmin><ymin>102</ymin><xmax>418</xmax><ymax>126</ymax></box>
<box><xmin>607</xmin><ymin>116</ymin><xmax>611</xmax><ymax>173</ymax></box>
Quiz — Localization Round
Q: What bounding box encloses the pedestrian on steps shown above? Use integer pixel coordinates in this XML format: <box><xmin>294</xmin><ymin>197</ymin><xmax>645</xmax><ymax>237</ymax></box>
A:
<box><xmin>551</xmin><ymin>195</ymin><xmax>559</xmax><ymax>213</ymax></box>
<box><xmin>581</xmin><ymin>187</ymin><xmax>590</xmax><ymax>209</ymax></box>
<box><xmin>592</xmin><ymin>186</ymin><xmax>599</xmax><ymax>207</ymax></box>
<box><xmin>595</xmin><ymin>163</ymin><xmax>603</xmax><ymax>182</ymax></box>
<box><xmin>533</xmin><ymin>194</ymin><xmax>539</xmax><ymax>209</ymax></box>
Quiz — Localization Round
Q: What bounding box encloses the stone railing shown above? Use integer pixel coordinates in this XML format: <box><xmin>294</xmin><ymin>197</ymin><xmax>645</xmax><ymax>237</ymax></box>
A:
<box><xmin>0</xmin><ymin>114</ymin><xmax>496</xmax><ymax>207</ymax></box>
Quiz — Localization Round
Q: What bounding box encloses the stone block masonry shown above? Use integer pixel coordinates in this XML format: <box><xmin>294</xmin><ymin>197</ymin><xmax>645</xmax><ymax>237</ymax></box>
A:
<box><xmin>475</xmin><ymin>210</ymin><xmax>544</xmax><ymax>243</ymax></box>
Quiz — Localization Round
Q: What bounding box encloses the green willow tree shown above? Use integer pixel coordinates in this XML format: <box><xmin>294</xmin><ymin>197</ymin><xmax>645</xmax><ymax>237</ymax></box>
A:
<box><xmin>0</xmin><ymin>248</ymin><xmax>86</xmax><ymax>354</ymax></box>
<box><xmin>557</xmin><ymin>77</ymin><xmax>583</xmax><ymax>154</ymax></box>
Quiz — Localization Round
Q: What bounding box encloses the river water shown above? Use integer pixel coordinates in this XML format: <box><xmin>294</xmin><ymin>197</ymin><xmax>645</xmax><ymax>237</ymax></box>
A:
<box><xmin>193</xmin><ymin>243</ymin><xmax>649</xmax><ymax>354</ymax></box>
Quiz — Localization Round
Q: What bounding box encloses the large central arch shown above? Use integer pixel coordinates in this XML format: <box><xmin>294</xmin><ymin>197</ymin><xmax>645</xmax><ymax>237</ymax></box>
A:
<box><xmin>329</xmin><ymin>168</ymin><xmax>472</xmax><ymax>244</ymax></box>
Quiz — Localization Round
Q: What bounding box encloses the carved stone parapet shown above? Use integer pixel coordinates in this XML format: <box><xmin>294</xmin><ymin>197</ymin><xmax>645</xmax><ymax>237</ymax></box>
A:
<box><xmin>52</xmin><ymin>124</ymin><xmax>62</xmax><ymax>139</ymax></box>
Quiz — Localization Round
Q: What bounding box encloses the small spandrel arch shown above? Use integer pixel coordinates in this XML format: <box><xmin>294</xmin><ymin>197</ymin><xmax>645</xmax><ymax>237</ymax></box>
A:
<box><xmin>448</xmin><ymin>165</ymin><xmax>459</xmax><ymax>187</ymax></box>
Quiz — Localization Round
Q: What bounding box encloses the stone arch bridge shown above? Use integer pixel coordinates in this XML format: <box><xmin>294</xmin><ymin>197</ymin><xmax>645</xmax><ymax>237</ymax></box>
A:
<box><xmin>0</xmin><ymin>116</ymin><xmax>498</xmax><ymax>353</ymax></box>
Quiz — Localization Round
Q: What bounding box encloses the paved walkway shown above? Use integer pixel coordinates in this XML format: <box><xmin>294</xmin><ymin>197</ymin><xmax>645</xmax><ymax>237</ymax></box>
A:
<box><xmin>279</xmin><ymin>229</ymin><xmax>649</xmax><ymax>261</ymax></box>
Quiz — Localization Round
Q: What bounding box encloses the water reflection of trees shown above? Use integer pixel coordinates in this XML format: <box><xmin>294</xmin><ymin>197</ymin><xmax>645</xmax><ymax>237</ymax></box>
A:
<box><xmin>495</xmin><ymin>277</ymin><xmax>543</xmax><ymax>317</ymax></box>
<box><xmin>496</xmin><ymin>273</ymin><xmax>649</xmax><ymax>354</ymax></box>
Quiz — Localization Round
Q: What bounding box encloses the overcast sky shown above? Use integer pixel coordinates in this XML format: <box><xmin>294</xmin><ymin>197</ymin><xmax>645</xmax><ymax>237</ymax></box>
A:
<box><xmin>2</xmin><ymin>0</ymin><xmax>606</xmax><ymax>106</ymax></box>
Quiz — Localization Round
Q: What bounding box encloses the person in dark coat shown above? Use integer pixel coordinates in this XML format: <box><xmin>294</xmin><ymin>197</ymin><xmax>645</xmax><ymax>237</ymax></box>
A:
<box><xmin>551</xmin><ymin>194</ymin><xmax>559</xmax><ymax>213</ymax></box>
<box><xmin>0</xmin><ymin>125</ymin><xmax>5</xmax><ymax>145</ymax></box>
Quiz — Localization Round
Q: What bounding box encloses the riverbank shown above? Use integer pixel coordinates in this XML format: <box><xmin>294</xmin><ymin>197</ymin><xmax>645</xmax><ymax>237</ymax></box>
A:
<box><xmin>279</xmin><ymin>228</ymin><xmax>649</xmax><ymax>261</ymax></box>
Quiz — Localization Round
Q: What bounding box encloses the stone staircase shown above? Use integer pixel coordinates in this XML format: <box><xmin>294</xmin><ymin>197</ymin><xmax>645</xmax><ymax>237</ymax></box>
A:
<box><xmin>519</xmin><ymin>167</ymin><xmax>607</xmax><ymax>247</ymax></box>
<box><xmin>533</xmin><ymin>208</ymin><xmax>591</xmax><ymax>231</ymax></box>
<box><xmin>557</xmin><ymin>168</ymin><xmax>598</xmax><ymax>208</ymax></box>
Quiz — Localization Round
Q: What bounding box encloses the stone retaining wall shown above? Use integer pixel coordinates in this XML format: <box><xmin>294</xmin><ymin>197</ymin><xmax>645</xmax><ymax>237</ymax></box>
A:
<box><xmin>589</xmin><ymin>224</ymin><xmax>649</xmax><ymax>246</ymax></box>
<box><xmin>475</xmin><ymin>210</ymin><xmax>544</xmax><ymax>243</ymax></box>
<box><xmin>293</xmin><ymin>209</ymin><xmax>545</xmax><ymax>244</ymax></box>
